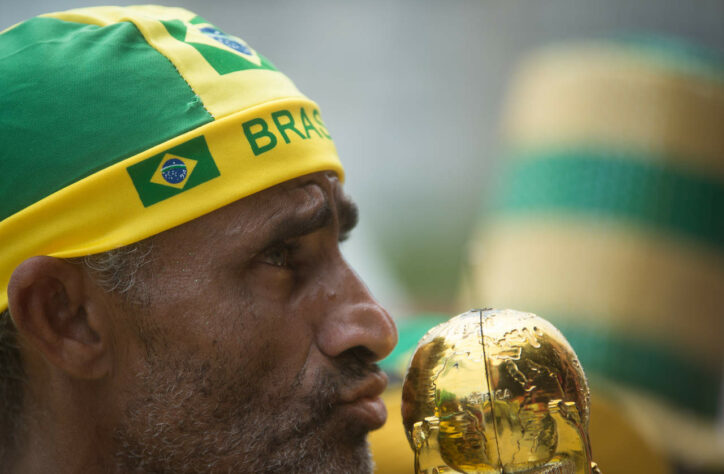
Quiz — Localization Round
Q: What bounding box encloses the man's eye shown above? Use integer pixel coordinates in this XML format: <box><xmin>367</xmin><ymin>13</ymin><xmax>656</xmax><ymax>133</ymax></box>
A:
<box><xmin>261</xmin><ymin>243</ymin><xmax>296</xmax><ymax>268</ymax></box>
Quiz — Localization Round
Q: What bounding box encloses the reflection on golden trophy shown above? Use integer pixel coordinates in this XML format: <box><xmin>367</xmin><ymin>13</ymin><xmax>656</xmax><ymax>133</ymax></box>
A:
<box><xmin>402</xmin><ymin>309</ymin><xmax>601</xmax><ymax>473</ymax></box>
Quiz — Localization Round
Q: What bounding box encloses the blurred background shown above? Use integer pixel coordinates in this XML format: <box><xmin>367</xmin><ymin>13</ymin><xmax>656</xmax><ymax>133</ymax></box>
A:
<box><xmin>3</xmin><ymin>1</ymin><xmax>722</xmax><ymax>472</ymax></box>
<box><xmin>3</xmin><ymin>0</ymin><xmax>721</xmax><ymax>312</ymax></box>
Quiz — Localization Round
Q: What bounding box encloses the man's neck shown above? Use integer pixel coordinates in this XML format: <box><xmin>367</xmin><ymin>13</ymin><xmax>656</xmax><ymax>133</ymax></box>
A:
<box><xmin>12</xmin><ymin>374</ymin><xmax>118</xmax><ymax>473</ymax></box>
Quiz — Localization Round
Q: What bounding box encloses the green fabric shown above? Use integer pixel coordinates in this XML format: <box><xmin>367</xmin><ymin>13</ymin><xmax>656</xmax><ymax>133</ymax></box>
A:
<box><xmin>0</xmin><ymin>17</ymin><xmax>213</xmax><ymax>220</ymax></box>
<box><xmin>161</xmin><ymin>19</ymin><xmax>277</xmax><ymax>75</ymax></box>
<box><xmin>495</xmin><ymin>150</ymin><xmax>724</xmax><ymax>251</ymax></box>
<box><xmin>557</xmin><ymin>322</ymin><xmax>721</xmax><ymax>419</ymax></box>
<box><xmin>611</xmin><ymin>34</ymin><xmax>724</xmax><ymax>79</ymax></box>
<box><xmin>189</xmin><ymin>16</ymin><xmax>209</xmax><ymax>25</ymax></box>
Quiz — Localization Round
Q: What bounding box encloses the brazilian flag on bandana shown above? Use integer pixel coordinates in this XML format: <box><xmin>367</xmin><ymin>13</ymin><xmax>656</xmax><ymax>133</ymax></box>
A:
<box><xmin>0</xmin><ymin>5</ymin><xmax>343</xmax><ymax>312</ymax></box>
<box><xmin>127</xmin><ymin>136</ymin><xmax>221</xmax><ymax>207</ymax></box>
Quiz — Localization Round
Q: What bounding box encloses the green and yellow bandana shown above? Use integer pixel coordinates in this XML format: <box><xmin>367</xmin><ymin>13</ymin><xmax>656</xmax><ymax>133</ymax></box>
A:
<box><xmin>0</xmin><ymin>5</ymin><xmax>344</xmax><ymax>311</ymax></box>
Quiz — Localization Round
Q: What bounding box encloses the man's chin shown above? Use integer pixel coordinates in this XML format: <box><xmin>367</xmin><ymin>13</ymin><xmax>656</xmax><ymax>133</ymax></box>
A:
<box><xmin>114</xmin><ymin>418</ymin><xmax>375</xmax><ymax>474</ymax></box>
<box><xmin>282</xmin><ymin>437</ymin><xmax>374</xmax><ymax>474</ymax></box>
<box><xmin>112</xmin><ymin>343</ymin><xmax>381</xmax><ymax>473</ymax></box>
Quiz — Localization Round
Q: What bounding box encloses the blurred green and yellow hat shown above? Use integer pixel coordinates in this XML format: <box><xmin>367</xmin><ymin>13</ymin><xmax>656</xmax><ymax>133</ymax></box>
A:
<box><xmin>0</xmin><ymin>5</ymin><xmax>343</xmax><ymax>311</ymax></box>
<box><xmin>463</xmin><ymin>37</ymin><xmax>724</xmax><ymax>472</ymax></box>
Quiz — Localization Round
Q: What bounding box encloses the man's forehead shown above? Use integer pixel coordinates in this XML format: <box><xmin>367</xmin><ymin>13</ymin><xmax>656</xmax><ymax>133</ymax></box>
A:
<box><xmin>232</xmin><ymin>175</ymin><xmax>342</xmax><ymax>232</ymax></box>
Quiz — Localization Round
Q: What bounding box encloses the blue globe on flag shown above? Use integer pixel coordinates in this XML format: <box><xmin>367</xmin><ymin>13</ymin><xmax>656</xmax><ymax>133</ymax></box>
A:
<box><xmin>199</xmin><ymin>26</ymin><xmax>252</xmax><ymax>55</ymax></box>
<box><xmin>161</xmin><ymin>158</ymin><xmax>188</xmax><ymax>184</ymax></box>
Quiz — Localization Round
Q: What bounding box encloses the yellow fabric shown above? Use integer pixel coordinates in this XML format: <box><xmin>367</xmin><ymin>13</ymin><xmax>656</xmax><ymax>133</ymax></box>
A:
<box><xmin>465</xmin><ymin>216</ymin><xmax>724</xmax><ymax>364</ymax></box>
<box><xmin>591</xmin><ymin>381</ymin><xmax>724</xmax><ymax>470</ymax></box>
<box><xmin>503</xmin><ymin>44</ymin><xmax>724</xmax><ymax>177</ymax></box>
<box><xmin>467</xmin><ymin>39</ymin><xmax>724</xmax><ymax>470</ymax></box>
<box><xmin>588</xmin><ymin>392</ymin><xmax>671</xmax><ymax>474</ymax></box>
<box><xmin>0</xmin><ymin>98</ymin><xmax>343</xmax><ymax>312</ymax></box>
<box><xmin>42</xmin><ymin>6</ymin><xmax>304</xmax><ymax>119</ymax></box>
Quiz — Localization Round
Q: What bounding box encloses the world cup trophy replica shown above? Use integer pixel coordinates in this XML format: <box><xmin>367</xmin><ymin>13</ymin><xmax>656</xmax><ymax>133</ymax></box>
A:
<box><xmin>402</xmin><ymin>309</ymin><xmax>601</xmax><ymax>473</ymax></box>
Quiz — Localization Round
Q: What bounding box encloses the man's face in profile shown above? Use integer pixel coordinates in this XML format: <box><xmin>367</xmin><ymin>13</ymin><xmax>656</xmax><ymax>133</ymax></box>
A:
<box><xmin>107</xmin><ymin>172</ymin><xmax>397</xmax><ymax>473</ymax></box>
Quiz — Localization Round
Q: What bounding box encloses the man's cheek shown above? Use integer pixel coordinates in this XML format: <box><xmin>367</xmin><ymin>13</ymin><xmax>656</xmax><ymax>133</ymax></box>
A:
<box><xmin>242</xmin><ymin>266</ymin><xmax>297</xmax><ymax>301</ymax></box>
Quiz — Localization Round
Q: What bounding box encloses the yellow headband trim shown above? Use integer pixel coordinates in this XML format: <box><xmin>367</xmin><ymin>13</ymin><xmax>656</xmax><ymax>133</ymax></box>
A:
<box><xmin>0</xmin><ymin>97</ymin><xmax>342</xmax><ymax>311</ymax></box>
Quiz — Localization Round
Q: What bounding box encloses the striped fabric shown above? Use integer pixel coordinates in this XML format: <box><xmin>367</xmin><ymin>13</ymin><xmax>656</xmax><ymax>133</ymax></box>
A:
<box><xmin>464</xmin><ymin>38</ymin><xmax>724</xmax><ymax>471</ymax></box>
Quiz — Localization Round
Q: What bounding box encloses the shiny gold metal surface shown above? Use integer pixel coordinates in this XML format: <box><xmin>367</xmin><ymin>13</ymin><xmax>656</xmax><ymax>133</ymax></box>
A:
<box><xmin>402</xmin><ymin>309</ymin><xmax>601</xmax><ymax>473</ymax></box>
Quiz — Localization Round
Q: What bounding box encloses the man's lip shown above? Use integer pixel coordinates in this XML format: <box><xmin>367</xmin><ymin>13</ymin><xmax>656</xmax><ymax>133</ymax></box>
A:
<box><xmin>337</xmin><ymin>371</ymin><xmax>388</xmax><ymax>404</ymax></box>
<box><xmin>338</xmin><ymin>395</ymin><xmax>388</xmax><ymax>430</ymax></box>
<box><xmin>335</xmin><ymin>371</ymin><xmax>389</xmax><ymax>430</ymax></box>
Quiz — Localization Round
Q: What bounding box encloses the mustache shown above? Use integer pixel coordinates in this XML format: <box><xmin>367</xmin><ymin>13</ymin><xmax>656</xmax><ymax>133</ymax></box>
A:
<box><xmin>303</xmin><ymin>347</ymin><xmax>382</xmax><ymax>413</ymax></box>
<box><xmin>334</xmin><ymin>346</ymin><xmax>381</xmax><ymax>381</ymax></box>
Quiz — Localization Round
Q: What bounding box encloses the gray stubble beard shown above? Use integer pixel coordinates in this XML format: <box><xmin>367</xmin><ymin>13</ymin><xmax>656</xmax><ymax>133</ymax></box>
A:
<box><xmin>112</xmin><ymin>349</ymin><xmax>375</xmax><ymax>474</ymax></box>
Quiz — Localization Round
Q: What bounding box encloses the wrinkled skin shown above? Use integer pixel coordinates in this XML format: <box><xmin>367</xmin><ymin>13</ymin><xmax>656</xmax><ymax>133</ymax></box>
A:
<box><xmin>7</xmin><ymin>172</ymin><xmax>397</xmax><ymax>473</ymax></box>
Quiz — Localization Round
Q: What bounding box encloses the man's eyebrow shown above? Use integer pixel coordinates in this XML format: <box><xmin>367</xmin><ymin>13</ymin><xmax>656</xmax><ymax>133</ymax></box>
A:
<box><xmin>266</xmin><ymin>196</ymin><xmax>334</xmax><ymax>243</ymax></box>
<box><xmin>264</xmin><ymin>191</ymin><xmax>358</xmax><ymax>244</ymax></box>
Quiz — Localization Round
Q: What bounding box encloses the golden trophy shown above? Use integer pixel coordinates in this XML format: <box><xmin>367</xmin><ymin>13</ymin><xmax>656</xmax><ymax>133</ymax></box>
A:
<box><xmin>402</xmin><ymin>309</ymin><xmax>601</xmax><ymax>473</ymax></box>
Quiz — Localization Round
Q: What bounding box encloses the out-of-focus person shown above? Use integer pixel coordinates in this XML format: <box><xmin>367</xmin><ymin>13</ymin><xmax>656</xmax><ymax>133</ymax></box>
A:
<box><xmin>462</xmin><ymin>37</ymin><xmax>724</xmax><ymax>474</ymax></box>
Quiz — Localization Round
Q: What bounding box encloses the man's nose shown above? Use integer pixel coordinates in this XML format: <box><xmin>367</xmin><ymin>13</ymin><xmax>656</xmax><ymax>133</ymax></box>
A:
<box><xmin>316</xmin><ymin>260</ymin><xmax>397</xmax><ymax>362</ymax></box>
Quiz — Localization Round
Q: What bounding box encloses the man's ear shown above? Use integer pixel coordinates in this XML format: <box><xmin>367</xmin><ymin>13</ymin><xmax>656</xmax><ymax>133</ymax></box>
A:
<box><xmin>7</xmin><ymin>256</ymin><xmax>111</xmax><ymax>379</ymax></box>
